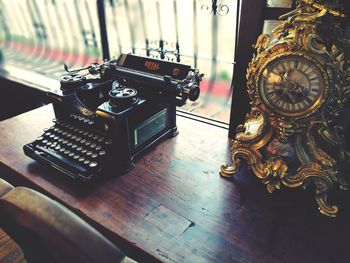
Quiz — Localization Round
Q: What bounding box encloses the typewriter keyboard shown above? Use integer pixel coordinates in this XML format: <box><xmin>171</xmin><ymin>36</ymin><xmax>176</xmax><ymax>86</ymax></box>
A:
<box><xmin>27</xmin><ymin>120</ymin><xmax>113</xmax><ymax>180</ymax></box>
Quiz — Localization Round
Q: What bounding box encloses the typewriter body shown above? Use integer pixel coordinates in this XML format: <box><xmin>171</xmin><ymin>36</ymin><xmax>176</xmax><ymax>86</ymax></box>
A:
<box><xmin>23</xmin><ymin>54</ymin><xmax>203</xmax><ymax>182</ymax></box>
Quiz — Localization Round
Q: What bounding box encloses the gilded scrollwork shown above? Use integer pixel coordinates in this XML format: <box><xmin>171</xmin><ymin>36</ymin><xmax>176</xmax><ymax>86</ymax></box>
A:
<box><xmin>220</xmin><ymin>0</ymin><xmax>349</xmax><ymax>216</ymax></box>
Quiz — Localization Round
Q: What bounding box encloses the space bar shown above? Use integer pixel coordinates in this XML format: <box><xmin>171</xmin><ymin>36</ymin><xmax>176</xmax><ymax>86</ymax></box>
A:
<box><xmin>36</xmin><ymin>145</ymin><xmax>87</xmax><ymax>174</ymax></box>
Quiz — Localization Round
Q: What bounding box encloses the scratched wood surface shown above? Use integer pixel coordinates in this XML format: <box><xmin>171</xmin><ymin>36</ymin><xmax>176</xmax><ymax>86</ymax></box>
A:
<box><xmin>1</xmin><ymin>104</ymin><xmax>350</xmax><ymax>263</ymax></box>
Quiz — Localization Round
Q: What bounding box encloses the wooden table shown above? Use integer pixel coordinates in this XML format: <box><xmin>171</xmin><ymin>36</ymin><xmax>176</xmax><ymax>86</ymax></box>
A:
<box><xmin>1</xmin><ymin>104</ymin><xmax>350</xmax><ymax>263</ymax></box>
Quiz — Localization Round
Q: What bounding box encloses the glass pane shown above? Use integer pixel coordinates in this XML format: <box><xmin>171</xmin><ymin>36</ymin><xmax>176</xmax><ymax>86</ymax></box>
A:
<box><xmin>105</xmin><ymin>0</ymin><xmax>238</xmax><ymax>123</ymax></box>
<box><xmin>0</xmin><ymin>0</ymin><xmax>102</xmax><ymax>78</ymax></box>
<box><xmin>266</xmin><ymin>0</ymin><xmax>293</xmax><ymax>8</ymax></box>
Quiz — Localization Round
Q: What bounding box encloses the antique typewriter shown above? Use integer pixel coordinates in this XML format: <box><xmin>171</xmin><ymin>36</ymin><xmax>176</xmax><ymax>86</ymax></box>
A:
<box><xmin>23</xmin><ymin>54</ymin><xmax>203</xmax><ymax>182</ymax></box>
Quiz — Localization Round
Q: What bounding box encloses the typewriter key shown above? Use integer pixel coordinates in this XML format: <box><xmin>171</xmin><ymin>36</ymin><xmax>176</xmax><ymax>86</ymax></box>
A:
<box><xmin>98</xmin><ymin>137</ymin><xmax>104</xmax><ymax>142</ymax></box>
<box><xmin>81</xmin><ymin>139</ymin><xmax>86</xmax><ymax>144</ymax></box>
<box><xmin>71</xmin><ymin>144</ymin><xmax>77</xmax><ymax>149</ymax></box>
<box><xmin>67</xmin><ymin>133</ymin><xmax>72</xmax><ymax>138</ymax></box>
<box><xmin>85</xmin><ymin>141</ymin><xmax>91</xmax><ymax>146</ymax></box>
<box><xmin>67</xmin><ymin>142</ymin><xmax>73</xmax><ymax>147</ymax></box>
<box><xmin>55</xmin><ymin>145</ymin><xmax>61</xmax><ymax>150</ymax></box>
<box><xmin>83</xmin><ymin>160</ymin><xmax>90</xmax><ymax>165</ymax></box>
<box><xmin>81</xmin><ymin>149</ymin><xmax>87</xmax><ymax>154</ymax></box>
<box><xmin>86</xmin><ymin>151</ymin><xmax>93</xmax><ymax>156</ymax></box>
<box><xmin>62</xmin><ymin>131</ymin><xmax>68</xmax><ymax>136</ymax></box>
<box><xmin>93</xmin><ymin>135</ymin><xmax>98</xmax><ymax>140</ymax></box>
<box><xmin>95</xmin><ymin>145</ymin><xmax>102</xmax><ymax>151</ymax></box>
<box><xmin>89</xmin><ymin>161</ymin><xmax>98</xmax><ymax>168</ymax></box>
<box><xmin>88</xmin><ymin>121</ymin><xmax>94</xmax><ymax>125</ymax></box>
<box><xmin>46</xmin><ymin>142</ymin><xmax>52</xmax><ymax>146</ymax></box>
<box><xmin>99</xmin><ymin>150</ymin><xmax>106</xmax><ymax>156</ymax></box>
<box><xmin>59</xmin><ymin>148</ymin><xmax>65</xmax><ymax>152</ymax></box>
<box><xmin>54</xmin><ymin>136</ymin><xmax>59</xmax><ymax>140</ymax></box>
<box><xmin>63</xmin><ymin>140</ymin><xmax>68</xmax><ymax>144</ymax></box>
<box><xmin>79</xmin><ymin>157</ymin><xmax>85</xmax><ymax>162</ymax></box>
<box><xmin>45</xmin><ymin>132</ymin><xmax>51</xmax><ymax>136</ymax></box>
<box><xmin>91</xmin><ymin>153</ymin><xmax>98</xmax><ymax>159</ymax></box>
<box><xmin>77</xmin><ymin>146</ymin><xmax>83</xmax><ymax>151</ymax></box>
<box><xmin>49</xmin><ymin>134</ymin><xmax>55</xmax><ymax>138</ymax></box>
<box><xmin>73</xmin><ymin>154</ymin><xmax>80</xmax><ymax>160</ymax></box>
<box><xmin>105</xmin><ymin>139</ymin><xmax>113</xmax><ymax>145</ymax></box>
<box><xmin>64</xmin><ymin>150</ymin><xmax>70</xmax><ymax>155</ymax></box>
<box><xmin>58</xmin><ymin>138</ymin><xmax>64</xmax><ymax>142</ymax></box>
<box><xmin>68</xmin><ymin>152</ymin><xmax>74</xmax><ymax>157</ymax></box>
<box><xmin>36</xmin><ymin>136</ymin><xmax>44</xmax><ymax>141</ymax></box>
<box><xmin>90</xmin><ymin>143</ymin><xmax>96</xmax><ymax>148</ymax></box>
<box><xmin>43</xmin><ymin>128</ymin><xmax>49</xmax><ymax>132</ymax></box>
<box><xmin>71</xmin><ymin>135</ymin><xmax>77</xmax><ymax>140</ymax></box>
<box><xmin>42</xmin><ymin>139</ymin><xmax>48</xmax><ymax>144</ymax></box>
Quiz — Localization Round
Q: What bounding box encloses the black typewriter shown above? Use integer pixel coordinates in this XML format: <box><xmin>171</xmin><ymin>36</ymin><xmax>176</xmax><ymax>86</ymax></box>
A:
<box><xmin>23</xmin><ymin>54</ymin><xmax>203</xmax><ymax>182</ymax></box>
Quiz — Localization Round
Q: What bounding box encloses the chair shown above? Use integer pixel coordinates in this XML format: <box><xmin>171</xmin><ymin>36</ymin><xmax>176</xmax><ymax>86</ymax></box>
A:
<box><xmin>0</xmin><ymin>178</ymin><xmax>136</xmax><ymax>263</ymax></box>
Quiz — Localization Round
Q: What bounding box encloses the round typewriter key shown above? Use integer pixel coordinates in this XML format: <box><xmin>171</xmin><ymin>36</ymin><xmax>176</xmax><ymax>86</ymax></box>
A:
<box><xmin>62</xmin><ymin>140</ymin><xmax>68</xmax><ymax>144</ymax></box>
<box><xmin>58</xmin><ymin>138</ymin><xmax>64</xmax><ymax>142</ymax></box>
<box><xmin>88</xmin><ymin>133</ymin><xmax>93</xmax><ymax>138</ymax></box>
<box><xmin>81</xmin><ymin>149</ymin><xmax>87</xmax><ymax>154</ymax></box>
<box><xmin>79</xmin><ymin>157</ymin><xmax>85</xmax><ymax>162</ymax></box>
<box><xmin>86</xmin><ymin>151</ymin><xmax>93</xmax><ymax>156</ymax></box>
<box><xmin>62</xmin><ymin>131</ymin><xmax>68</xmax><ymax>136</ymax></box>
<box><xmin>90</xmin><ymin>143</ymin><xmax>97</xmax><ymax>148</ymax></box>
<box><xmin>55</xmin><ymin>145</ymin><xmax>61</xmax><ymax>150</ymax></box>
<box><xmin>105</xmin><ymin>139</ymin><xmax>113</xmax><ymax>145</ymax></box>
<box><xmin>71</xmin><ymin>144</ymin><xmax>77</xmax><ymax>149</ymax></box>
<box><xmin>99</xmin><ymin>150</ymin><xmax>106</xmax><ymax>156</ymax></box>
<box><xmin>54</xmin><ymin>128</ymin><xmax>59</xmax><ymax>132</ymax></box>
<box><xmin>81</xmin><ymin>139</ymin><xmax>86</xmax><ymax>144</ymax></box>
<box><xmin>95</xmin><ymin>145</ymin><xmax>102</xmax><ymax>151</ymax></box>
<box><xmin>69</xmin><ymin>152</ymin><xmax>74</xmax><ymax>157</ymax></box>
<box><xmin>45</xmin><ymin>132</ymin><xmax>51</xmax><ymax>136</ymax></box>
<box><xmin>67</xmin><ymin>142</ymin><xmax>73</xmax><ymax>147</ymax></box>
<box><xmin>93</xmin><ymin>135</ymin><xmax>98</xmax><ymax>140</ymax></box>
<box><xmin>36</xmin><ymin>136</ymin><xmax>44</xmax><ymax>141</ymax></box>
<box><xmin>84</xmin><ymin>160</ymin><xmax>90</xmax><ymax>165</ymax></box>
<box><xmin>83</xmin><ymin>119</ymin><xmax>89</xmax><ymax>123</ymax></box>
<box><xmin>78</xmin><ymin>130</ymin><xmax>84</xmax><ymax>134</ymax></box>
<box><xmin>91</xmin><ymin>153</ymin><xmax>98</xmax><ymax>159</ymax></box>
<box><xmin>98</xmin><ymin>137</ymin><xmax>104</xmax><ymax>142</ymax></box>
<box><xmin>46</xmin><ymin>142</ymin><xmax>52</xmax><ymax>146</ymax></box>
<box><xmin>42</xmin><ymin>139</ymin><xmax>48</xmax><ymax>144</ymax></box>
<box><xmin>49</xmin><ymin>134</ymin><xmax>55</xmax><ymax>138</ymax></box>
<box><xmin>51</xmin><ymin>142</ymin><xmax>57</xmax><ymax>147</ymax></box>
<box><xmin>66</xmin><ymin>133</ymin><xmax>72</xmax><ymax>138</ymax></box>
<box><xmin>43</xmin><ymin>128</ymin><xmax>49</xmax><ymax>132</ymax></box>
<box><xmin>85</xmin><ymin>141</ymin><xmax>91</xmax><ymax>146</ymax></box>
<box><xmin>59</xmin><ymin>147</ymin><xmax>65</xmax><ymax>152</ymax></box>
<box><xmin>88</xmin><ymin>121</ymin><xmax>94</xmax><ymax>125</ymax></box>
<box><xmin>83</xmin><ymin>131</ymin><xmax>88</xmax><ymax>136</ymax></box>
<box><xmin>54</xmin><ymin>136</ymin><xmax>59</xmax><ymax>140</ymax></box>
<box><xmin>89</xmin><ymin>161</ymin><xmax>98</xmax><ymax>168</ymax></box>
<box><xmin>64</xmin><ymin>150</ymin><xmax>70</xmax><ymax>155</ymax></box>
<box><xmin>73</xmin><ymin>154</ymin><xmax>80</xmax><ymax>160</ymax></box>
<box><xmin>71</xmin><ymin>135</ymin><xmax>77</xmax><ymax>140</ymax></box>
<box><xmin>73</xmin><ymin>128</ymin><xmax>79</xmax><ymax>132</ymax></box>
<box><xmin>76</xmin><ymin>146</ymin><xmax>83</xmax><ymax>151</ymax></box>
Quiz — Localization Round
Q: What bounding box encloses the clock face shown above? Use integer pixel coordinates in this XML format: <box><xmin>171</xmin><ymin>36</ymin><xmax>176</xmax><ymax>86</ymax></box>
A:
<box><xmin>259</xmin><ymin>55</ymin><xmax>326</xmax><ymax>117</ymax></box>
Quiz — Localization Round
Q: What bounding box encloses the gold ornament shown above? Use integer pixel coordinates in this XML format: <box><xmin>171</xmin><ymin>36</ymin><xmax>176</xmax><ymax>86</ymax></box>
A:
<box><xmin>221</xmin><ymin>0</ymin><xmax>350</xmax><ymax>217</ymax></box>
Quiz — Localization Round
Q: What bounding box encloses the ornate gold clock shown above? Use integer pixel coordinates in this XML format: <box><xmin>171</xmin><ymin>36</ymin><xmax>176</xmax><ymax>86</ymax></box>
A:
<box><xmin>220</xmin><ymin>0</ymin><xmax>350</xmax><ymax>217</ymax></box>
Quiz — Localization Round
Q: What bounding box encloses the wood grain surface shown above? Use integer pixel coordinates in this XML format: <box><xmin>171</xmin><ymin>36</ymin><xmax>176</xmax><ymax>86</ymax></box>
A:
<box><xmin>1</xmin><ymin>104</ymin><xmax>350</xmax><ymax>263</ymax></box>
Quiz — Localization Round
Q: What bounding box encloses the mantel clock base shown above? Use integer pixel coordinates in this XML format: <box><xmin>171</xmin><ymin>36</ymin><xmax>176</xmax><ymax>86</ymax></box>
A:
<box><xmin>221</xmin><ymin>0</ymin><xmax>350</xmax><ymax>217</ymax></box>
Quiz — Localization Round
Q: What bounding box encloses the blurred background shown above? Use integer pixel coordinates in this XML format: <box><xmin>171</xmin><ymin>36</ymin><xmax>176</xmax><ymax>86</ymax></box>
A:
<box><xmin>0</xmin><ymin>0</ymin><xmax>239</xmax><ymax>124</ymax></box>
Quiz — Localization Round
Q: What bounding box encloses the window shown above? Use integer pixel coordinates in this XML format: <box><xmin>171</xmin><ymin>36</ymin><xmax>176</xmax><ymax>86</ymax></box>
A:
<box><xmin>0</xmin><ymin>0</ymin><xmax>239</xmax><ymax>125</ymax></box>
